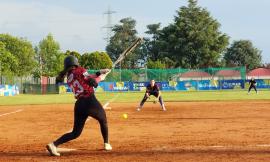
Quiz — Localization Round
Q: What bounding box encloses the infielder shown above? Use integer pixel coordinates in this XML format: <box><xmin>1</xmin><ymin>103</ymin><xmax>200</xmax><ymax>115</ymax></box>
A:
<box><xmin>137</xmin><ymin>79</ymin><xmax>166</xmax><ymax>111</ymax></box>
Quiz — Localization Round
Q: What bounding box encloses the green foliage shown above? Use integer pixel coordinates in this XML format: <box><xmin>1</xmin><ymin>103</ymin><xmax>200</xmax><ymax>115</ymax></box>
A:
<box><xmin>147</xmin><ymin>0</ymin><xmax>229</xmax><ymax>68</ymax></box>
<box><xmin>80</xmin><ymin>51</ymin><xmax>112</xmax><ymax>69</ymax></box>
<box><xmin>56</xmin><ymin>53</ymin><xmax>66</xmax><ymax>73</ymax></box>
<box><xmin>224</xmin><ymin>40</ymin><xmax>262</xmax><ymax>70</ymax></box>
<box><xmin>143</xmin><ymin>23</ymin><xmax>163</xmax><ymax>61</ymax></box>
<box><xmin>38</xmin><ymin>33</ymin><xmax>62</xmax><ymax>77</ymax></box>
<box><xmin>0</xmin><ymin>42</ymin><xmax>19</xmax><ymax>76</ymax></box>
<box><xmin>106</xmin><ymin>17</ymin><xmax>143</xmax><ymax>68</ymax></box>
<box><xmin>64</xmin><ymin>50</ymin><xmax>81</xmax><ymax>60</ymax></box>
<box><xmin>0</xmin><ymin>34</ymin><xmax>36</xmax><ymax>76</ymax></box>
<box><xmin>163</xmin><ymin>57</ymin><xmax>177</xmax><ymax>68</ymax></box>
<box><xmin>147</xmin><ymin>59</ymin><xmax>166</xmax><ymax>69</ymax></box>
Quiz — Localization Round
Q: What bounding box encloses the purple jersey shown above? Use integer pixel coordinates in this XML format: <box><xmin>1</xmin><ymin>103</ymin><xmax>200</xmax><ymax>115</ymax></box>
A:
<box><xmin>146</xmin><ymin>84</ymin><xmax>159</xmax><ymax>93</ymax></box>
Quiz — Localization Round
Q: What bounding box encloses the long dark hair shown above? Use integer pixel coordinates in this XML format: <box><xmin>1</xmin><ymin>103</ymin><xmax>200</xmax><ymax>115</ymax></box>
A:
<box><xmin>55</xmin><ymin>66</ymin><xmax>75</xmax><ymax>84</ymax></box>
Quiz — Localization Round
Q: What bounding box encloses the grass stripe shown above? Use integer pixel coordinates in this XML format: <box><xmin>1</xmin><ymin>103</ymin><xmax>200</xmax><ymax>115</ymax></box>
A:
<box><xmin>0</xmin><ymin>90</ymin><xmax>269</xmax><ymax>106</ymax></box>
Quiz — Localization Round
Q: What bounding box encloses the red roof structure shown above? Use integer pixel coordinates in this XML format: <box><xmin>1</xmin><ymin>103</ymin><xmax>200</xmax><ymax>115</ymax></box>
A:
<box><xmin>181</xmin><ymin>71</ymin><xmax>211</xmax><ymax>78</ymax></box>
<box><xmin>247</xmin><ymin>68</ymin><xmax>270</xmax><ymax>76</ymax></box>
<box><xmin>215</xmin><ymin>70</ymin><xmax>240</xmax><ymax>77</ymax></box>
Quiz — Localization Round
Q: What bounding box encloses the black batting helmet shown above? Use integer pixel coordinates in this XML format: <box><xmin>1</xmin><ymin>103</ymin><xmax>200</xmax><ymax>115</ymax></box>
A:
<box><xmin>64</xmin><ymin>55</ymin><xmax>79</xmax><ymax>70</ymax></box>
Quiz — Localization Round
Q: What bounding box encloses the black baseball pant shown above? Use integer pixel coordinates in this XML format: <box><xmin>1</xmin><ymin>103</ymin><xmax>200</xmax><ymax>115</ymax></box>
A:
<box><xmin>248</xmin><ymin>85</ymin><xmax>257</xmax><ymax>93</ymax></box>
<box><xmin>54</xmin><ymin>94</ymin><xmax>108</xmax><ymax>146</ymax></box>
<box><xmin>139</xmin><ymin>91</ymin><xmax>164</xmax><ymax>108</ymax></box>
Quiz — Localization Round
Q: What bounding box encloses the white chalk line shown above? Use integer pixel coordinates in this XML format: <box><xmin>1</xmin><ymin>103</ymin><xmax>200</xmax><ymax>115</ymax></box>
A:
<box><xmin>103</xmin><ymin>94</ymin><xmax>120</xmax><ymax>109</ymax></box>
<box><xmin>149</xmin><ymin>144</ymin><xmax>270</xmax><ymax>151</ymax></box>
<box><xmin>57</xmin><ymin>147</ymin><xmax>77</xmax><ymax>152</ymax></box>
<box><xmin>0</xmin><ymin>109</ymin><xmax>23</xmax><ymax>117</ymax></box>
<box><xmin>45</xmin><ymin>147</ymin><xmax>78</xmax><ymax>153</ymax></box>
<box><xmin>255</xmin><ymin>144</ymin><xmax>270</xmax><ymax>147</ymax></box>
<box><xmin>207</xmin><ymin>144</ymin><xmax>270</xmax><ymax>148</ymax></box>
<box><xmin>55</xmin><ymin>144</ymin><xmax>270</xmax><ymax>153</ymax></box>
<box><xmin>209</xmin><ymin>145</ymin><xmax>224</xmax><ymax>148</ymax></box>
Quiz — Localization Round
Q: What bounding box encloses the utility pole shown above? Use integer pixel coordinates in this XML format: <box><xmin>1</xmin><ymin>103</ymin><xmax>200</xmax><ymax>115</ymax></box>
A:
<box><xmin>102</xmin><ymin>6</ymin><xmax>116</xmax><ymax>44</ymax></box>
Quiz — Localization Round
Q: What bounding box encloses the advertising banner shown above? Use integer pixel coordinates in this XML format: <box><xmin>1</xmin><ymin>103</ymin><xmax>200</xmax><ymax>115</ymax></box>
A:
<box><xmin>0</xmin><ymin>85</ymin><xmax>19</xmax><ymax>96</ymax></box>
<box><xmin>59</xmin><ymin>79</ymin><xmax>269</xmax><ymax>93</ymax></box>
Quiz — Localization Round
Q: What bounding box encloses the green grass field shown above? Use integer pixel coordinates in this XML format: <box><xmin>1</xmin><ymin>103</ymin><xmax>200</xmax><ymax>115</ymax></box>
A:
<box><xmin>0</xmin><ymin>90</ymin><xmax>270</xmax><ymax>106</ymax></box>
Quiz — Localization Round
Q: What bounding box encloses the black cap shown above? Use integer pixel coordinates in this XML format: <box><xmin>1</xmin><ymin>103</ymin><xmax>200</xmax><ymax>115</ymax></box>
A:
<box><xmin>64</xmin><ymin>55</ymin><xmax>79</xmax><ymax>70</ymax></box>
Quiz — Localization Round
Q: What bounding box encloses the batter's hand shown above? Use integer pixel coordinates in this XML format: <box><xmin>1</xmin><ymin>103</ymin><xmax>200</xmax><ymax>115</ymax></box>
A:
<box><xmin>100</xmin><ymin>69</ymin><xmax>111</xmax><ymax>74</ymax></box>
<box><xmin>99</xmin><ymin>71</ymin><xmax>110</xmax><ymax>81</ymax></box>
<box><xmin>88</xmin><ymin>78</ymin><xmax>98</xmax><ymax>88</ymax></box>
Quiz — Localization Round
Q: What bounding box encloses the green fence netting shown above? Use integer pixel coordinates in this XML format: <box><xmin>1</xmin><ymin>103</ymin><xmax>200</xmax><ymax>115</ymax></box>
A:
<box><xmin>88</xmin><ymin>66</ymin><xmax>246</xmax><ymax>82</ymax></box>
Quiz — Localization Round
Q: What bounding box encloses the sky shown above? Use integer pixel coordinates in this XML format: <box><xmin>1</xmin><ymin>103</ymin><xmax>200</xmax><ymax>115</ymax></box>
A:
<box><xmin>0</xmin><ymin>0</ymin><xmax>269</xmax><ymax>63</ymax></box>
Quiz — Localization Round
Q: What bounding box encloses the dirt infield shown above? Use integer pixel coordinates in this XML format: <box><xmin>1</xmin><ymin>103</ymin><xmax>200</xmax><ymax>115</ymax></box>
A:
<box><xmin>1</xmin><ymin>101</ymin><xmax>270</xmax><ymax>161</ymax></box>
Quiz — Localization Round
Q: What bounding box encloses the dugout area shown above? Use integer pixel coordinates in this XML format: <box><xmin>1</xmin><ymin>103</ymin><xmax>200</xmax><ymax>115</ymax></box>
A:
<box><xmin>1</xmin><ymin>101</ymin><xmax>270</xmax><ymax>161</ymax></box>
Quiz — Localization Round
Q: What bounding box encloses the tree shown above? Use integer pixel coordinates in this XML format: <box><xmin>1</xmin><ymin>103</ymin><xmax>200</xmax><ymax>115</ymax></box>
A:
<box><xmin>38</xmin><ymin>34</ymin><xmax>63</xmax><ymax>76</ymax></box>
<box><xmin>64</xmin><ymin>50</ymin><xmax>81</xmax><ymax>61</ymax></box>
<box><xmin>106</xmin><ymin>17</ymin><xmax>142</xmax><ymax>68</ymax></box>
<box><xmin>0</xmin><ymin>34</ymin><xmax>36</xmax><ymax>76</ymax></box>
<box><xmin>157</xmin><ymin>0</ymin><xmax>229</xmax><ymax>68</ymax></box>
<box><xmin>224</xmin><ymin>40</ymin><xmax>262</xmax><ymax>70</ymax></box>
<box><xmin>80</xmin><ymin>51</ymin><xmax>112</xmax><ymax>69</ymax></box>
<box><xmin>163</xmin><ymin>57</ymin><xmax>177</xmax><ymax>68</ymax></box>
<box><xmin>144</xmin><ymin>23</ymin><xmax>163</xmax><ymax>61</ymax></box>
<box><xmin>147</xmin><ymin>59</ymin><xmax>166</xmax><ymax>69</ymax></box>
<box><xmin>0</xmin><ymin>42</ymin><xmax>19</xmax><ymax>77</ymax></box>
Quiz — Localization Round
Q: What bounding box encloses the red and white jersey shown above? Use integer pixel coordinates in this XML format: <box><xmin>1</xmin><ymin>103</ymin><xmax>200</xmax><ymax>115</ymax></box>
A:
<box><xmin>67</xmin><ymin>67</ymin><xmax>101</xmax><ymax>99</ymax></box>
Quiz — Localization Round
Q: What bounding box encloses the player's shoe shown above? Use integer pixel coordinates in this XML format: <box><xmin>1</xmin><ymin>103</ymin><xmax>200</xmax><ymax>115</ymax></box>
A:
<box><xmin>137</xmin><ymin>106</ymin><xmax>142</xmax><ymax>111</ymax></box>
<box><xmin>104</xmin><ymin>143</ymin><xmax>112</xmax><ymax>151</ymax></box>
<box><xmin>46</xmin><ymin>143</ymin><xmax>60</xmax><ymax>156</ymax></box>
<box><xmin>162</xmin><ymin>104</ymin><xmax>166</xmax><ymax>111</ymax></box>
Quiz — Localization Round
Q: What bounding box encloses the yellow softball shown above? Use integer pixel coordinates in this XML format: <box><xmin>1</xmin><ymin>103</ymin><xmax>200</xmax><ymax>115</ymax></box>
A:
<box><xmin>122</xmin><ymin>113</ymin><xmax>128</xmax><ymax>119</ymax></box>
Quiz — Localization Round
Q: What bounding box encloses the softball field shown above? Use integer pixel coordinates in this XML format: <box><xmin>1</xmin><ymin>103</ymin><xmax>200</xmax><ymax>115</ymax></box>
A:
<box><xmin>1</xmin><ymin>91</ymin><xmax>270</xmax><ymax>161</ymax></box>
